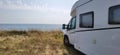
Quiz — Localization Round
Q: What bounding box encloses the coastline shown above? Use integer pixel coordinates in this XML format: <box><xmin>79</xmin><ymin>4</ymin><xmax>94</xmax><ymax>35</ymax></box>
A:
<box><xmin>0</xmin><ymin>24</ymin><xmax>62</xmax><ymax>31</ymax></box>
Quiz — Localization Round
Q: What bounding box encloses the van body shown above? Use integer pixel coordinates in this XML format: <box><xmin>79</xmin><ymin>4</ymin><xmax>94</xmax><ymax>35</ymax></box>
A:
<box><xmin>62</xmin><ymin>0</ymin><xmax>120</xmax><ymax>55</ymax></box>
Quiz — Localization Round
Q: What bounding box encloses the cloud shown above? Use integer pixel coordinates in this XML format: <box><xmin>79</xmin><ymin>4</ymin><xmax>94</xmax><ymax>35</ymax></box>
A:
<box><xmin>0</xmin><ymin>0</ymin><xmax>74</xmax><ymax>24</ymax></box>
<box><xmin>0</xmin><ymin>0</ymin><xmax>47</xmax><ymax>10</ymax></box>
<box><xmin>0</xmin><ymin>0</ymin><xmax>71</xmax><ymax>12</ymax></box>
<box><xmin>0</xmin><ymin>0</ymin><xmax>70</xmax><ymax>16</ymax></box>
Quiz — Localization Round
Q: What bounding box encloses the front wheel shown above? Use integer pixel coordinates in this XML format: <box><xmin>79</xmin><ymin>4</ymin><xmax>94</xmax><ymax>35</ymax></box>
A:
<box><xmin>64</xmin><ymin>36</ymin><xmax>71</xmax><ymax>46</ymax></box>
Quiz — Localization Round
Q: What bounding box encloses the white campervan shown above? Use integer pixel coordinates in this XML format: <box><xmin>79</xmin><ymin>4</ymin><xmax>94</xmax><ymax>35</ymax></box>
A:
<box><xmin>62</xmin><ymin>0</ymin><xmax>120</xmax><ymax>55</ymax></box>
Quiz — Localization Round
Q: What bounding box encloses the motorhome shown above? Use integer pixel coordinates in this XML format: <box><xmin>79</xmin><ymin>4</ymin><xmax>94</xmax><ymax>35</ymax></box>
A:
<box><xmin>62</xmin><ymin>0</ymin><xmax>120</xmax><ymax>55</ymax></box>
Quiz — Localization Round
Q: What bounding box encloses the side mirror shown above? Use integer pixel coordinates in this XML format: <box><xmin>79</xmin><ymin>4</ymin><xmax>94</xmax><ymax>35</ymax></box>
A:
<box><xmin>62</xmin><ymin>24</ymin><xmax>67</xmax><ymax>29</ymax></box>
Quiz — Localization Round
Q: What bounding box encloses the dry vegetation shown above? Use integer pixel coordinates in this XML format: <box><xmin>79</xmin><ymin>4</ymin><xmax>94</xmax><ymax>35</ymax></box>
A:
<box><xmin>0</xmin><ymin>30</ymin><xmax>82</xmax><ymax>55</ymax></box>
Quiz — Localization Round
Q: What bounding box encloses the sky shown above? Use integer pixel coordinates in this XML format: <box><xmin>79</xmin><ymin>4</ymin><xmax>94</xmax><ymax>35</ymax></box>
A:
<box><xmin>0</xmin><ymin>0</ymin><xmax>77</xmax><ymax>24</ymax></box>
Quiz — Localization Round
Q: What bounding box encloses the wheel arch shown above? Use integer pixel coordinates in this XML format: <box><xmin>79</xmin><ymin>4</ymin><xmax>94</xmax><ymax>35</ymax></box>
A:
<box><xmin>64</xmin><ymin>34</ymin><xmax>69</xmax><ymax>39</ymax></box>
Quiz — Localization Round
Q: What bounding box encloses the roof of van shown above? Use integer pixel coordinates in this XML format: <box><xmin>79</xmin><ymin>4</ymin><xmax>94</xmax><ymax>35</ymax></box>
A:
<box><xmin>71</xmin><ymin>0</ymin><xmax>93</xmax><ymax>16</ymax></box>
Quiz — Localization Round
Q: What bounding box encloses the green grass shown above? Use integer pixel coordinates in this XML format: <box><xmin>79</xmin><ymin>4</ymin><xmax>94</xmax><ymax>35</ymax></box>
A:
<box><xmin>0</xmin><ymin>30</ymin><xmax>82</xmax><ymax>55</ymax></box>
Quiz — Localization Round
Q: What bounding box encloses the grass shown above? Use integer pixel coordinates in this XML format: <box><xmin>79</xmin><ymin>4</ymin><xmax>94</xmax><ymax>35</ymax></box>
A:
<box><xmin>0</xmin><ymin>30</ymin><xmax>83</xmax><ymax>55</ymax></box>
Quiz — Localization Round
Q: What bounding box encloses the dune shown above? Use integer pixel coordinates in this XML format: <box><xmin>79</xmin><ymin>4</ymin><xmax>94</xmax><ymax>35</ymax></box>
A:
<box><xmin>0</xmin><ymin>30</ymin><xmax>81</xmax><ymax>55</ymax></box>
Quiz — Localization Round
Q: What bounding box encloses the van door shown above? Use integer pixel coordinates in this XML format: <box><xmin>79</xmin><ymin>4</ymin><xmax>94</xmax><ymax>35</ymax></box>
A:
<box><xmin>67</xmin><ymin>17</ymin><xmax>76</xmax><ymax>45</ymax></box>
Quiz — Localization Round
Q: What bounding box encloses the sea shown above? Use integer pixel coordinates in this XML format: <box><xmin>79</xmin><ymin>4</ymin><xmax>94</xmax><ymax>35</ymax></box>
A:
<box><xmin>0</xmin><ymin>24</ymin><xmax>62</xmax><ymax>31</ymax></box>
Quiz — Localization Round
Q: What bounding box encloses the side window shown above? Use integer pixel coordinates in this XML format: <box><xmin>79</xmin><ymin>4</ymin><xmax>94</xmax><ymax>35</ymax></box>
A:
<box><xmin>67</xmin><ymin>17</ymin><xmax>76</xmax><ymax>30</ymax></box>
<box><xmin>80</xmin><ymin>12</ymin><xmax>94</xmax><ymax>28</ymax></box>
<box><xmin>109</xmin><ymin>5</ymin><xmax>120</xmax><ymax>24</ymax></box>
<box><xmin>71</xmin><ymin>17</ymin><xmax>76</xmax><ymax>29</ymax></box>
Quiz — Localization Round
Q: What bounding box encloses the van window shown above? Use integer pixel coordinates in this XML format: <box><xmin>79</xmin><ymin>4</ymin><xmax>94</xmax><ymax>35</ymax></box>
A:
<box><xmin>80</xmin><ymin>12</ymin><xmax>94</xmax><ymax>28</ymax></box>
<box><xmin>67</xmin><ymin>17</ymin><xmax>76</xmax><ymax>30</ymax></box>
<box><xmin>109</xmin><ymin>5</ymin><xmax>120</xmax><ymax>24</ymax></box>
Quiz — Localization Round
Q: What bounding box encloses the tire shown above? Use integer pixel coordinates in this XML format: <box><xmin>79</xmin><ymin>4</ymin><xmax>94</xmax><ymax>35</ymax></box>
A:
<box><xmin>64</xmin><ymin>36</ymin><xmax>71</xmax><ymax>46</ymax></box>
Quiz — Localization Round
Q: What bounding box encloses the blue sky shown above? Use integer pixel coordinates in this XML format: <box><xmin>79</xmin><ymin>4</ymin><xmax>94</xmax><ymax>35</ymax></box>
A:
<box><xmin>0</xmin><ymin>0</ymin><xmax>77</xmax><ymax>24</ymax></box>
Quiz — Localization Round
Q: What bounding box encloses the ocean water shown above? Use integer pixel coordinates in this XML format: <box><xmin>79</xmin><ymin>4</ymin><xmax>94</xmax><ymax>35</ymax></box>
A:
<box><xmin>0</xmin><ymin>24</ymin><xmax>62</xmax><ymax>31</ymax></box>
